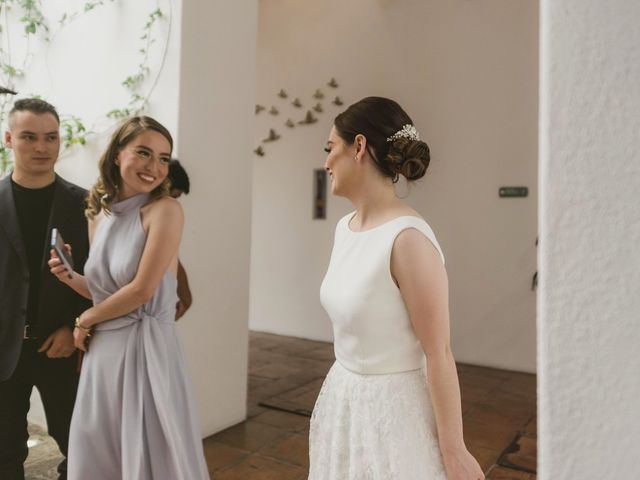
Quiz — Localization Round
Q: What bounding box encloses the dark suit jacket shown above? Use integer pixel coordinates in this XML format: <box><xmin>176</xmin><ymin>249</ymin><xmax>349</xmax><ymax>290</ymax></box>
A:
<box><xmin>0</xmin><ymin>173</ymin><xmax>91</xmax><ymax>381</ymax></box>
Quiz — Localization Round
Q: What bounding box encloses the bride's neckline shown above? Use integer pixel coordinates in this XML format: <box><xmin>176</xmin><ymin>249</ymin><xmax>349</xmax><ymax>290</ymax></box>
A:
<box><xmin>346</xmin><ymin>212</ymin><xmax>423</xmax><ymax>234</ymax></box>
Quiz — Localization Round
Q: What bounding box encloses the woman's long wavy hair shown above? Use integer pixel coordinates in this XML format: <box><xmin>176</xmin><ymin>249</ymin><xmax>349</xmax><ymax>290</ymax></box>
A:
<box><xmin>86</xmin><ymin>116</ymin><xmax>173</xmax><ymax>219</ymax></box>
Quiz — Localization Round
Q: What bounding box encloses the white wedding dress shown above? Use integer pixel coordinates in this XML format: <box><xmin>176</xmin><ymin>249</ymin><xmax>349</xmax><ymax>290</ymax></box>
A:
<box><xmin>309</xmin><ymin>213</ymin><xmax>448</xmax><ymax>480</ymax></box>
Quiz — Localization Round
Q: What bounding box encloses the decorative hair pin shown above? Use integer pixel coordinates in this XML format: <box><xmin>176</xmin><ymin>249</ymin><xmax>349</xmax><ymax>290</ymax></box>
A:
<box><xmin>386</xmin><ymin>124</ymin><xmax>420</xmax><ymax>142</ymax></box>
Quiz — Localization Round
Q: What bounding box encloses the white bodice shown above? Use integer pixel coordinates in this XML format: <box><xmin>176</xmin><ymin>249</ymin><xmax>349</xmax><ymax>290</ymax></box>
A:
<box><xmin>320</xmin><ymin>212</ymin><xmax>445</xmax><ymax>375</ymax></box>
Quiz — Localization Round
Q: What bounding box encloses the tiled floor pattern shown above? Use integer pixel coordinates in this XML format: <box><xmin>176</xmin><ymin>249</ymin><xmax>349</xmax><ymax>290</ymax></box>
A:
<box><xmin>24</xmin><ymin>331</ymin><xmax>536</xmax><ymax>479</ymax></box>
<box><xmin>205</xmin><ymin>332</ymin><xmax>537</xmax><ymax>479</ymax></box>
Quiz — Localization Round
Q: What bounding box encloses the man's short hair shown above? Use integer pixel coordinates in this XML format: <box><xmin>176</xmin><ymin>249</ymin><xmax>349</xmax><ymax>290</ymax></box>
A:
<box><xmin>168</xmin><ymin>159</ymin><xmax>190</xmax><ymax>194</ymax></box>
<box><xmin>9</xmin><ymin>98</ymin><xmax>60</xmax><ymax>124</ymax></box>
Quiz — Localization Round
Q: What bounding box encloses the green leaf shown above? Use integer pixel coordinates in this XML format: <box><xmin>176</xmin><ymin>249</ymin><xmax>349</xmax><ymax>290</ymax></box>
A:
<box><xmin>107</xmin><ymin>109</ymin><xmax>131</xmax><ymax>119</ymax></box>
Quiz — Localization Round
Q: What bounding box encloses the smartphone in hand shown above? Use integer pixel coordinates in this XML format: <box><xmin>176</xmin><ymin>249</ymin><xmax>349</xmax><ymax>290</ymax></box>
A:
<box><xmin>51</xmin><ymin>228</ymin><xmax>74</xmax><ymax>277</ymax></box>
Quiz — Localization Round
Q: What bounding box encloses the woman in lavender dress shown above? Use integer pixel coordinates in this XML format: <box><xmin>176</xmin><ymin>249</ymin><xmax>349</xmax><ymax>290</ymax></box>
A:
<box><xmin>49</xmin><ymin>116</ymin><xmax>209</xmax><ymax>480</ymax></box>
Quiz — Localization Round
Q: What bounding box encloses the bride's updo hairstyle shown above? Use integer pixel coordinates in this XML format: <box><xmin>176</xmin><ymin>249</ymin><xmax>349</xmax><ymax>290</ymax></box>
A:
<box><xmin>334</xmin><ymin>96</ymin><xmax>430</xmax><ymax>183</ymax></box>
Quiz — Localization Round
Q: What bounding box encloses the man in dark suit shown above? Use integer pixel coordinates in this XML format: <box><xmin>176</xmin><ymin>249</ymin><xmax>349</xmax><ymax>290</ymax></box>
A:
<box><xmin>0</xmin><ymin>98</ymin><xmax>91</xmax><ymax>480</ymax></box>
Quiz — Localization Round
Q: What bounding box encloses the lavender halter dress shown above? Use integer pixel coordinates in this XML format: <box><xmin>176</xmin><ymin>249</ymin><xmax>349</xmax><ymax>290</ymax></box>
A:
<box><xmin>67</xmin><ymin>193</ymin><xmax>209</xmax><ymax>480</ymax></box>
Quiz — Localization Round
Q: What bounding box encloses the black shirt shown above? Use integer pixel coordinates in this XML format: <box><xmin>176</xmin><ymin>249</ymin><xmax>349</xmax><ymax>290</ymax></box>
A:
<box><xmin>11</xmin><ymin>178</ymin><xmax>56</xmax><ymax>326</ymax></box>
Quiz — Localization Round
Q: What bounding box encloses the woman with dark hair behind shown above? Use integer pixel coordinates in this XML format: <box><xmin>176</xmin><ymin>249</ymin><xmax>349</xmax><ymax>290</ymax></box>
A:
<box><xmin>167</xmin><ymin>159</ymin><xmax>192</xmax><ymax>320</ymax></box>
<box><xmin>309</xmin><ymin>97</ymin><xmax>483</xmax><ymax>479</ymax></box>
<box><xmin>168</xmin><ymin>159</ymin><xmax>190</xmax><ymax>197</ymax></box>
<box><xmin>48</xmin><ymin>117</ymin><xmax>209</xmax><ymax>479</ymax></box>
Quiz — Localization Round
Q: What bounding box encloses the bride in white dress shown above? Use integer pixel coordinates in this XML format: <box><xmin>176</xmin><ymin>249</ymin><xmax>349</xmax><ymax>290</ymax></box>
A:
<box><xmin>309</xmin><ymin>97</ymin><xmax>484</xmax><ymax>480</ymax></box>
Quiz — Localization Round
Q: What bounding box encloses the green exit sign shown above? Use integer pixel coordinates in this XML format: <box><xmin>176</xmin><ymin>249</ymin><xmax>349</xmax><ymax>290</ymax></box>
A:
<box><xmin>499</xmin><ymin>186</ymin><xmax>528</xmax><ymax>198</ymax></box>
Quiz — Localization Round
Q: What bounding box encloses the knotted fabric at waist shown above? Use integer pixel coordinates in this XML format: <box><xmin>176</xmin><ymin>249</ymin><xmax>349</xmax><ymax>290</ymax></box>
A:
<box><xmin>112</xmin><ymin>310</ymin><xmax>198</xmax><ymax>478</ymax></box>
<box><xmin>94</xmin><ymin>308</ymin><xmax>174</xmax><ymax>331</ymax></box>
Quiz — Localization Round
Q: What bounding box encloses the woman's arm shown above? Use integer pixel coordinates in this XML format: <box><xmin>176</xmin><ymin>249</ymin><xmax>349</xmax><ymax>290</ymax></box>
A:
<box><xmin>391</xmin><ymin>228</ymin><xmax>484</xmax><ymax>480</ymax></box>
<box><xmin>48</xmin><ymin>252</ymin><xmax>93</xmax><ymax>299</ymax></box>
<box><xmin>77</xmin><ymin>197</ymin><xmax>183</xmax><ymax>330</ymax></box>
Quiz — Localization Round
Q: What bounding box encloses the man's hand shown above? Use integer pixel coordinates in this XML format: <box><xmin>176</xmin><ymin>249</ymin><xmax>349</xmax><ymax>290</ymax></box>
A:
<box><xmin>37</xmin><ymin>326</ymin><xmax>76</xmax><ymax>358</ymax></box>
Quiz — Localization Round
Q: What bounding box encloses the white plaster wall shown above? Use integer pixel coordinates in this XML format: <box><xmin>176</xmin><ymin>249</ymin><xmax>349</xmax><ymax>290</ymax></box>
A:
<box><xmin>176</xmin><ymin>1</ymin><xmax>258</xmax><ymax>434</ymax></box>
<box><xmin>250</xmin><ymin>0</ymin><xmax>539</xmax><ymax>372</ymax></box>
<box><xmin>538</xmin><ymin>0</ymin><xmax>640</xmax><ymax>477</ymax></box>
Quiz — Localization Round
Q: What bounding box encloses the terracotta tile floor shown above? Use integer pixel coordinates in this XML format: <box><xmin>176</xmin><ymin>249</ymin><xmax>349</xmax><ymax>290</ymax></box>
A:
<box><xmin>205</xmin><ymin>331</ymin><xmax>537</xmax><ymax>479</ymax></box>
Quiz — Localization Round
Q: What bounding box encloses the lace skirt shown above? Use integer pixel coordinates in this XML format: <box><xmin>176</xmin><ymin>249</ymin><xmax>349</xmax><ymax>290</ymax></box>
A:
<box><xmin>308</xmin><ymin>361</ymin><xmax>447</xmax><ymax>480</ymax></box>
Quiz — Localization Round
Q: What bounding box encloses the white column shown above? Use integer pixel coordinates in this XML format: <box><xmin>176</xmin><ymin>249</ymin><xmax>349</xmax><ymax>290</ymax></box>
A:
<box><xmin>538</xmin><ymin>0</ymin><xmax>640</xmax><ymax>477</ymax></box>
<box><xmin>176</xmin><ymin>1</ymin><xmax>258</xmax><ymax>435</ymax></box>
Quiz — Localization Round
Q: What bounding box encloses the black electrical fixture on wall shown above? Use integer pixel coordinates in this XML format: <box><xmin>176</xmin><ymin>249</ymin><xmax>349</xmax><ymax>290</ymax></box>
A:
<box><xmin>313</xmin><ymin>169</ymin><xmax>327</xmax><ymax>220</ymax></box>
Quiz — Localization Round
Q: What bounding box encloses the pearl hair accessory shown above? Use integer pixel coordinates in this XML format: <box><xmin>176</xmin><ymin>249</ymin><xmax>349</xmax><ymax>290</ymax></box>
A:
<box><xmin>386</xmin><ymin>124</ymin><xmax>420</xmax><ymax>142</ymax></box>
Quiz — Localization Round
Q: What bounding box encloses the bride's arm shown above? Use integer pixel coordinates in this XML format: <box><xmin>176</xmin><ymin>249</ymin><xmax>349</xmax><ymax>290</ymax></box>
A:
<box><xmin>76</xmin><ymin>197</ymin><xmax>183</xmax><ymax>329</ymax></box>
<box><xmin>391</xmin><ymin>229</ymin><xmax>484</xmax><ymax>480</ymax></box>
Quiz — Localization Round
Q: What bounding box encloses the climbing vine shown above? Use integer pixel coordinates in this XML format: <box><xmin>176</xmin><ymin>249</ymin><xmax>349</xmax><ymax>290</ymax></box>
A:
<box><xmin>0</xmin><ymin>0</ymin><xmax>169</xmax><ymax>174</ymax></box>
<box><xmin>57</xmin><ymin>0</ymin><xmax>116</xmax><ymax>30</ymax></box>
<box><xmin>107</xmin><ymin>7</ymin><xmax>164</xmax><ymax>119</ymax></box>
